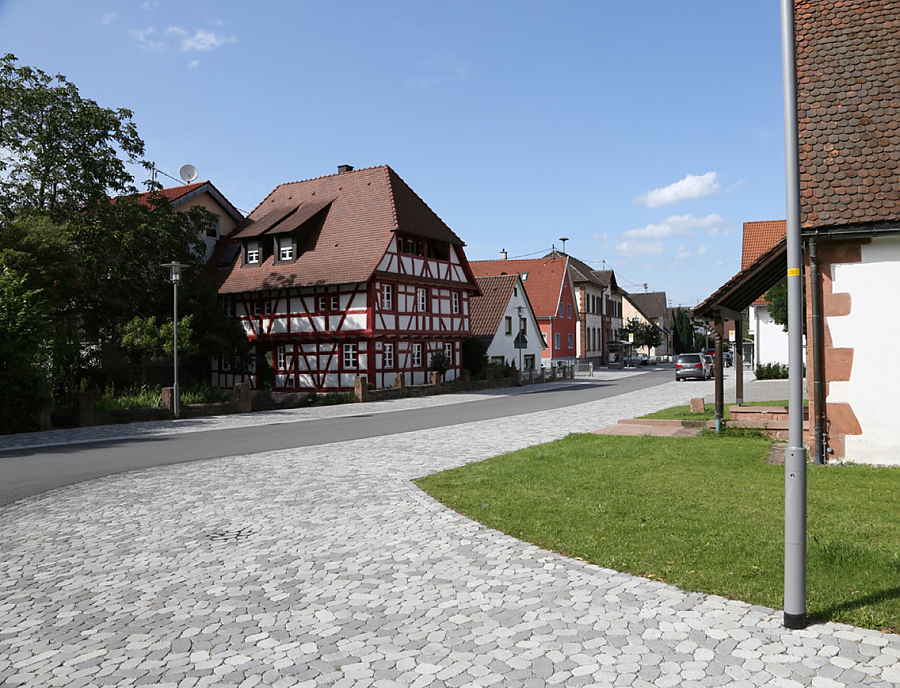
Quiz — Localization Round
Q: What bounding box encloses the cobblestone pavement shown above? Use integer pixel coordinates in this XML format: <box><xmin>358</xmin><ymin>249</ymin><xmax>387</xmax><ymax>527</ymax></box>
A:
<box><xmin>2</xmin><ymin>371</ymin><xmax>898</xmax><ymax>688</ymax></box>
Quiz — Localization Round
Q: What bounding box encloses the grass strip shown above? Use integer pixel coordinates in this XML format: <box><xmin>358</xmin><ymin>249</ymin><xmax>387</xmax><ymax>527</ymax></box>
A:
<box><xmin>416</xmin><ymin>432</ymin><xmax>900</xmax><ymax>633</ymax></box>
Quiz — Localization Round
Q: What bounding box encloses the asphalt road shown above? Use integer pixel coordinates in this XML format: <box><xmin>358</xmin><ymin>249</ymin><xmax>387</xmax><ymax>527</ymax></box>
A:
<box><xmin>0</xmin><ymin>369</ymin><xmax>673</xmax><ymax>507</ymax></box>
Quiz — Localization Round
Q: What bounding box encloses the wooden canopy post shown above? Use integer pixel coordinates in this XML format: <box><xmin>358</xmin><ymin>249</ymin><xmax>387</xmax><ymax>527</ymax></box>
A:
<box><xmin>711</xmin><ymin>317</ymin><xmax>725</xmax><ymax>432</ymax></box>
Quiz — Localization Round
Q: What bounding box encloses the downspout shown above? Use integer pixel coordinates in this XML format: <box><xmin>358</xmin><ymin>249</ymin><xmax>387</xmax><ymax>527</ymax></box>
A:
<box><xmin>809</xmin><ymin>235</ymin><xmax>826</xmax><ymax>464</ymax></box>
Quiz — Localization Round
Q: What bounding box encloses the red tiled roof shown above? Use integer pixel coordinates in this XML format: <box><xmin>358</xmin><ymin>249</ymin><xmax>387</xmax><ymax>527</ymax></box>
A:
<box><xmin>469</xmin><ymin>275</ymin><xmax>519</xmax><ymax>343</ymax></box>
<box><xmin>796</xmin><ymin>0</ymin><xmax>900</xmax><ymax>229</ymax></box>
<box><xmin>469</xmin><ymin>257</ymin><xmax>569</xmax><ymax>318</ymax></box>
<box><xmin>742</xmin><ymin>220</ymin><xmax>786</xmax><ymax>306</ymax></box>
<box><xmin>117</xmin><ymin>181</ymin><xmax>244</xmax><ymax>225</ymax></box>
<box><xmin>218</xmin><ymin>166</ymin><xmax>475</xmax><ymax>294</ymax></box>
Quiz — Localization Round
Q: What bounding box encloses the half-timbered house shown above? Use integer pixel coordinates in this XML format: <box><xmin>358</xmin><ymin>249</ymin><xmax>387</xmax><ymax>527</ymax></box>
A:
<box><xmin>211</xmin><ymin>165</ymin><xmax>480</xmax><ymax>392</ymax></box>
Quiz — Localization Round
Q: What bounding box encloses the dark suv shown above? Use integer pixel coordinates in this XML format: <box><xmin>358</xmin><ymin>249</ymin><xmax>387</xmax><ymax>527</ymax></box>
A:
<box><xmin>675</xmin><ymin>353</ymin><xmax>710</xmax><ymax>381</ymax></box>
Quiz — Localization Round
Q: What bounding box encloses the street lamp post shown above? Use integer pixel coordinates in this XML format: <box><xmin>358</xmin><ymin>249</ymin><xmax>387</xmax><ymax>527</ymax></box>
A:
<box><xmin>517</xmin><ymin>305</ymin><xmax>524</xmax><ymax>374</ymax></box>
<box><xmin>162</xmin><ymin>262</ymin><xmax>187</xmax><ymax>418</ymax></box>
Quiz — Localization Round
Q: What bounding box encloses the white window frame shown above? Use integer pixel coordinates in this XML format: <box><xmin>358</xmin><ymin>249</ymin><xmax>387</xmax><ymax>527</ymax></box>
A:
<box><xmin>279</xmin><ymin>237</ymin><xmax>293</xmax><ymax>261</ymax></box>
<box><xmin>277</xmin><ymin>346</ymin><xmax>286</xmax><ymax>369</ymax></box>
<box><xmin>343</xmin><ymin>343</ymin><xmax>358</xmax><ymax>369</ymax></box>
<box><xmin>253</xmin><ymin>302</ymin><xmax>261</xmax><ymax>316</ymax></box>
<box><xmin>452</xmin><ymin>292</ymin><xmax>459</xmax><ymax>314</ymax></box>
<box><xmin>413</xmin><ymin>343</ymin><xmax>423</xmax><ymax>367</ymax></box>
<box><xmin>382</xmin><ymin>284</ymin><xmax>393</xmax><ymax>310</ymax></box>
<box><xmin>417</xmin><ymin>288</ymin><xmax>427</xmax><ymax>313</ymax></box>
<box><xmin>383</xmin><ymin>343</ymin><xmax>394</xmax><ymax>369</ymax></box>
<box><xmin>318</xmin><ymin>296</ymin><xmax>326</xmax><ymax>311</ymax></box>
<box><xmin>246</xmin><ymin>246</ymin><xmax>260</xmax><ymax>264</ymax></box>
<box><xmin>444</xmin><ymin>342</ymin><xmax>453</xmax><ymax>362</ymax></box>
<box><xmin>331</xmin><ymin>295</ymin><xmax>340</xmax><ymax>311</ymax></box>
<box><xmin>264</xmin><ymin>300</ymin><xmax>273</xmax><ymax>315</ymax></box>
<box><xmin>225</xmin><ymin>298</ymin><xmax>235</xmax><ymax>317</ymax></box>
<box><xmin>505</xmin><ymin>316</ymin><xmax>513</xmax><ymax>335</ymax></box>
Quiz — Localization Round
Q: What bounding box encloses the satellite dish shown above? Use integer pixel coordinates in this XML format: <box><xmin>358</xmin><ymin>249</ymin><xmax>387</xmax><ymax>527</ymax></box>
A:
<box><xmin>179</xmin><ymin>164</ymin><xmax>199</xmax><ymax>183</ymax></box>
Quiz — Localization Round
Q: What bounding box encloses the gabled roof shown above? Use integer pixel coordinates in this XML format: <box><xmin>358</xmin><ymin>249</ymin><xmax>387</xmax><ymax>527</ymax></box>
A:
<box><xmin>796</xmin><ymin>0</ymin><xmax>900</xmax><ymax>229</ymax></box>
<box><xmin>543</xmin><ymin>252</ymin><xmax>605</xmax><ymax>287</ymax></box>
<box><xmin>125</xmin><ymin>181</ymin><xmax>244</xmax><ymax>225</ymax></box>
<box><xmin>469</xmin><ymin>275</ymin><xmax>519</xmax><ymax>343</ymax></box>
<box><xmin>742</xmin><ymin>220</ymin><xmax>786</xmax><ymax>306</ymax></box>
<box><xmin>624</xmin><ymin>291</ymin><xmax>668</xmax><ymax>324</ymax></box>
<box><xmin>217</xmin><ymin>166</ymin><xmax>475</xmax><ymax>294</ymax></box>
<box><xmin>469</xmin><ymin>257</ymin><xmax>570</xmax><ymax>319</ymax></box>
<box><xmin>591</xmin><ymin>269</ymin><xmax>619</xmax><ymax>291</ymax></box>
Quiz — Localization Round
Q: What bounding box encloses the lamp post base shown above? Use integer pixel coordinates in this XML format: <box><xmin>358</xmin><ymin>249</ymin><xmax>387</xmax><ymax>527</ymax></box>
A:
<box><xmin>783</xmin><ymin>612</ymin><xmax>806</xmax><ymax>630</ymax></box>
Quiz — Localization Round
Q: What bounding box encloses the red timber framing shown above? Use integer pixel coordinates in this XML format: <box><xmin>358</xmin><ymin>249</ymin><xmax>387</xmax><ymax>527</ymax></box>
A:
<box><xmin>212</xmin><ymin>166</ymin><xmax>481</xmax><ymax>394</ymax></box>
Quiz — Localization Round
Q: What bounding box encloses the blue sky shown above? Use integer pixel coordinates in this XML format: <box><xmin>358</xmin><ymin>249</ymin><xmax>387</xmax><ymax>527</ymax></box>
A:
<box><xmin>0</xmin><ymin>1</ymin><xmax>788</xmax><ymax>307</ymax></box>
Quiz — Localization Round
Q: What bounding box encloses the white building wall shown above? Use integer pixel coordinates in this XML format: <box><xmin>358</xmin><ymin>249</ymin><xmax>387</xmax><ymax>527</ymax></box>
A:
<box><xmin>827</xmin><ymin>235</ymin><xmax>900</xmax><ymax>465</ymax></box>
<box><xmin>751</xmin><ymin>304</ymin><xmax>790</xmax><ymax>366</ymax></box>
<box><xmin>485</xmin><ymin>285</ymin><xmax>544</xmax><ymax>369</ymax></box>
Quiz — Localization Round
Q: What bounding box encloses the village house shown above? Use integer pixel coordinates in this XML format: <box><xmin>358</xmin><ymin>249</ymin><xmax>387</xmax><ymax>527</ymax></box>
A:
<box><xmin>211</xmin><ymin>165</ymin><xmax>480</xmax><ymax>392</ymax></box>
<box><xmin>621</xmin><ymin>290</ymin><xmax>672</xmax><ymax>359</ymax></box>
<box><xmin>469</xmin><ymin>274</ymin><xmax>544</xmax><ymax>371</ymax></box>
<box><xmin>469</xmin><ymin>256</ymin><xmax>579</xmax><ymax>369</ymax></box>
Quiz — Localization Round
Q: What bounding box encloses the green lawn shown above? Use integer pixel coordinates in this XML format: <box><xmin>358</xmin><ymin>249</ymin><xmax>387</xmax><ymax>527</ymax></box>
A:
<box><xmin>415</xmin><ymin>432</ymin><xmax>900</xmax><ymax>633</ymax></box>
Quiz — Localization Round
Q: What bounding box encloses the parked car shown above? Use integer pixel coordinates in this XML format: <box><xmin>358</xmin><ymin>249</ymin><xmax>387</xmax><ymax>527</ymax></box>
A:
<box><xmin>675</xmin><ymin>353</ymin><xmax>710</xmax><ymax>381</ymax></box>
<box><xmin>702</xmin><ymin>354</ymin><xmax>716</xmax><ymax>378</ymax></box>
<box><xmin>723</xmin><ymin>351</ymin><xmax>733</xmax><ymax>367</ymax></box>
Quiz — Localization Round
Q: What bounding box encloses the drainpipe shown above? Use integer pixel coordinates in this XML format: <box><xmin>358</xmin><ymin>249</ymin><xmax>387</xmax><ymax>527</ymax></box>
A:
<box><xmin>809</xmin><ymin>235</ymin><xmax>826</xmax><ymax>464</ymax></box>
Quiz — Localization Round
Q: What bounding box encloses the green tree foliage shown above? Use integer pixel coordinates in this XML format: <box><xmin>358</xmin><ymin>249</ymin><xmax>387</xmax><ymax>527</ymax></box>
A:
<box><xmin>461</xmin><ymin>337</ymin><xmax>488</xmax><ymax>377</ymax></box>
<box><xmin>428</xmin><ymin>349</ymin><xmax>452</xmax><ymax>381</ymax></box>
<box><xmin>766</xmin><ymin>277</ymin><xmax>806</xmax><ymax>335</ymax></box>
<box><xmin>618</xmin><ymin>319</ymin><xmax>662</xmax><ymax>353</ymax></box>
<box><xmin>0</xmin><ymin>56</ymin><xmax>249</xmax><ymax>430</ymax></box>
<box><xmin>672</xmin><ymin>307</ymin><xmax>695</xmax><ymax>354</ymax></box>
<box><xmin>0</xmin><ymin>53</ymin><xmax>144</xmax><ymax>220</ymax></box>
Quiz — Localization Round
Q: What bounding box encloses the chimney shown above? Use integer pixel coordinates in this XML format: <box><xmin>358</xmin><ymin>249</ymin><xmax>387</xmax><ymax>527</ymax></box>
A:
<box><xmin>337</xmin><ymin>165</ymin><xmax>354</xmax><ymax>173</ymax></box>
<box><xmin>500</xmin><ymin>248</ymin><xmax>508</xmax><ymax>260</ymax></box>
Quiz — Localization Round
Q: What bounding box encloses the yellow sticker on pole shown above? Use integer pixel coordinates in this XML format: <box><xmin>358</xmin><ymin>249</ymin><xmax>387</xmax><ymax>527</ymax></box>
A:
<box><xmin>787</xmin><ymin>268</ymin><xmax>801</xmax><ymax>277</ymax></box>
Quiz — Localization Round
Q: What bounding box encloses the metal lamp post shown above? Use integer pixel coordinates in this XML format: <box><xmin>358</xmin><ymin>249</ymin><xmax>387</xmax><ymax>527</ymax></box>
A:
<box><xmin>517</xmin><ymin>305</ymin><xmax>524</xmax><ymax>374</ymax></box>
<box><xmin>162</xmin><ymin>261</ymin><xmax>187</xmax><ymax>418</ymax></box>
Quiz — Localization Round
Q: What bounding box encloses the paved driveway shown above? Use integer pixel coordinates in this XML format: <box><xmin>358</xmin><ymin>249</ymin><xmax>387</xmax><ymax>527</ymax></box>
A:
<box><xmin>2</xmin><ymin>373</ymin><xmax>899</xmax><ymax>687</ymax></box>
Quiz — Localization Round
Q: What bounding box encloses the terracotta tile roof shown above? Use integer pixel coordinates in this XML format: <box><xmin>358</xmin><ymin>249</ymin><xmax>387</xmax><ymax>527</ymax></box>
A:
<box><xmin>548</xmin><ymin>253</ymin><xmax>605</xmax><ymax>286</ymax></box>
<box><xmin>796</xmin><ymin>0</ymin><xmax>900</xmax><ymax>229</ymax></box>
<box><xmin>217</xmin><ymin>166</ymin><xmax>476</xmax><ymax>294</ymax></box>
<box><xmin>469</xmin><ymin>257</ymin><xmax>569</xmax><ymax>318</ymax></box>
<box><xmin>624</xmin><ymin>291</ymin><xmax>669</xmax><ymax>328</ymax></box>
<box><xmin>742</xmin><ymin>220</ymin><xmax>786</xmax><ymax>306</ymax></box>
<box><xmin>469</xmin><ymin>275</ymin><xmax>518</xmax><ymax>345</ymax></box>
<box><xmin>122</xmin><ymin>181</ymin><xmax>244</xmax><ymax>224</ymax></box>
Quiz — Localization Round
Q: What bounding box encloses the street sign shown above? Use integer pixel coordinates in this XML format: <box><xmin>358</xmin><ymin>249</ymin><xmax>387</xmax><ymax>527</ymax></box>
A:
<box><xmin>514</xmin><ymin>331</ymin><xmax>528</xmax><ymax>349</ymax></box>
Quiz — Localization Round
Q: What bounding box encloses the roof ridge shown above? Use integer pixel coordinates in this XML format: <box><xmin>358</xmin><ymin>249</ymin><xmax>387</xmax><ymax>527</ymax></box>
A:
<box><xmin>247</xmin><ymin>165</ymin><xmax>391</xmax><ymax>217</ymax></box>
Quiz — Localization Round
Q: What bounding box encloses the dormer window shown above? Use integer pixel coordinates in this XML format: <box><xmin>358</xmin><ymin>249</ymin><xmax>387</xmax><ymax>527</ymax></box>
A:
<box><xmin>277</xmin><ymin>236</ymin><xmax>294</xmax><ymax>261</ymax></box>
<box><xmin>245</xmin><ymin>240</ymin><xmax>260</xmax><ymax>265</ymax></box>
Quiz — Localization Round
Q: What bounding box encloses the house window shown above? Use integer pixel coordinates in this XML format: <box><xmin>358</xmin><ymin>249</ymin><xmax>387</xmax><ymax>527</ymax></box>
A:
<box><xmin>505</xmin><ymin>316</ymin><xmax>513</xmax><ymax>335</ymax></box>
<box><xmin>382</xmin><ymin>284</ymin><xmax>393</xmax><ymax>310</ymax></box>
<box><xmin>417</xmin><ymin>288</ymin><xmax>428</xmax><ymax>312</ymax></box>
<box><xmin>491</xmin><ymin>356</ymin><xmax>505</xmax><ymax>366</ymax></box>
<box><xmin>524</xmin><ymin>354</ymin><xmax>535</xmax><ymax>370</ymax></box>
<box><xmin>384</xmin><ymin>343</ymin><xmax>394</xmax><ymax>369</ymax></box>
<box><xmin>278</xmin><ymin>237</ymin><xmax>293</xmax><ymax>261</ymax></box>
<box><xmin>444</xmin><ymin>342</ymin><xmax>453</xmax><ymax>362</ymax></box>
<box><xmin>554</xmin><ymin>333</ymin><xmax>561</xmax><ymax>350</ymax></box>
<box><xmin>245</xmin><ymin>242</ymin><xmax>260</xmax><ymax>264</ymax></box>
<box><xmin>318</xmin><ymin>296</ymin><xmax>326</xmax><ymax>311</ymax></box>
<box><xmin>264</xmin><ymin>301</ymin><xmax>273</xmax><ymax>315</ymax></box>
<box><xmin>452</xmin><ymin>292</ymin><xmax>459</xmax><ymax>314</ymax></box>
<box><xmin>568</xmin><ymin>333</ymin><xmax>574</xmax><ymax>349</ymax></box>
<box><xmin>277</xmin><ymin>346</ymin><xmax>286</xmax><ymax>369</ymax></box>
<box><xmin>206</xmin><ymin>219</ymin><xmax>219</xmax><ymax>238</ymax></box>
<box><xmin>253</xmin><ymin>302</ymin><xmax>261</xmax><ymax>316</ymax></box>
<box><xmin>343</xmin><ymin>343</ymin><xmax>357</xmax><ymax>369</ymax></box>
<box><xmin>567</xmin><ymin>303</ymin><xmax>572</xmax><ymax>319</ymax></box>
<box><xmin>331</xmin><ymin>295</ymin><xmax>340</xmax><ymax>311</ymax></box>
<box><xmin>285</xmin><ymin>375</ymin><xmax>295</xmax><ymax>388</ymax></box>
<box><xmin>520</xmin><ymin>317</ymin><xmax>527</xmax><ymax>334</ymax></box>
<box><xmin>221</xmin><ymin>356</ymin><xmax>231</xmax><ymax>372</ymax></box>
<box><xmin>413</xmin><ymin>343</ymin><xmax>423</xmax><ymax>367</ymax></box>
<box><xmin>224</xmin><ymin>298</ymin><xmax>235</xmax><ymax>317</ymax></box>
<box><xmin>514</xmin><ymin>286</ymin><xmax>518</xmax><ymax>297</ymax></box>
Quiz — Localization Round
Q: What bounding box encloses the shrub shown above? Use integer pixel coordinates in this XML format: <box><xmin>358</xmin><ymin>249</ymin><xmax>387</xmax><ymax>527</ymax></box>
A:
<box><xmin>755</xmin><ymin>362</ymin><xmax>789</xmax><ymax>380</ymax></box>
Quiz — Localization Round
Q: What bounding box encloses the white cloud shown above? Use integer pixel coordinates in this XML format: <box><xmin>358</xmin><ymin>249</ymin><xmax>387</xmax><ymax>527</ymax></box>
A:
<box><xmin>634</xmin><ymin>172</ymin><xmax>720</xmax><ymax>208</ymax></box>
<box><xmin>166</xmin><ymin>26</ymin><xmax>236</xmax><ymax>51</ymax></box>
<box><xmin>129</xmin><ymin>27</ymin><xmax>167</xmax><ymax>49</ymax></box>
<box><xmin>715</xmin><ymin>260</ymin><xmax>725</xmax><ymax>267</ymax></box>
<box><xmin>142</xmin><ymin>1</ymin><xmax>157</xmax><ymax>9</ymax></box>
<box><xmin>97</xmin><ymin>12</ymin><xmax>116</xmax><ymax>26</ymax></box>
<box><xmin>189</xmin><ymin>59</ymin><xmax>201</xmax><ymax>69</ymax></box>
<box><xmin>622</xmin><ymin>213</ymin><xmax>725</xmax><ymax>239</ymax></box>
<box><xmin>616</xmin><ymin>240</ymin><xmax>664</xmax><ymax>258</ymax></box>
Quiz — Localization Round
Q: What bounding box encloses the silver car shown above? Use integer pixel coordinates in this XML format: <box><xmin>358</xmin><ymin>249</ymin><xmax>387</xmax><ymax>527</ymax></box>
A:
<box><xmin>675</xmin><ymin>353</ymin><xmax>710</xmax><ymax>381</ymax></box>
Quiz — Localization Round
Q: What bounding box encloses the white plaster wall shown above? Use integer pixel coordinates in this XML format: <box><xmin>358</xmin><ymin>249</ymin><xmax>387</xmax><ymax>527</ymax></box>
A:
<box><xmin>485</xmin><ymin>282</ymin><xmax>544</xmax><ymax>368</ymax></box>
<box><xmin>751</xmin><ymin>305</ymin><xmax>790</xmax><ymax>366</ymax></box>
<box><xmin>827</xmin><ymin>235</ymin><xmax>900</xmax><ymax>465</ymax></box>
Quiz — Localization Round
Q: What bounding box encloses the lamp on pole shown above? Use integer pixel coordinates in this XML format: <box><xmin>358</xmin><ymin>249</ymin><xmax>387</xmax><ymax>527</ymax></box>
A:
<box><xmin>162</xmin><ymin>261</ymin><xmax>187</xmax><ymax>418</ymax></box>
